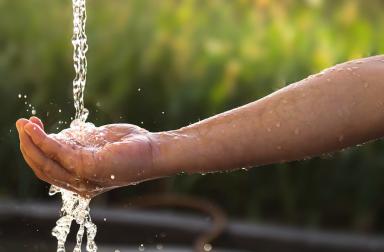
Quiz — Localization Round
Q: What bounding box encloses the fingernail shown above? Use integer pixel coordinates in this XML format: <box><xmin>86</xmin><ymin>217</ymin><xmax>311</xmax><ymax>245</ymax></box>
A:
<box><xmin>16</xmin><ymin>118</ymin><xmax>29</xmax><ymax>132</ymax></box>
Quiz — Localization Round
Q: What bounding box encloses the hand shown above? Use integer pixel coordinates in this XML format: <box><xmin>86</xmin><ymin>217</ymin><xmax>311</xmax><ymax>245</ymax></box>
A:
<box><xmin>16</xmin><ymin>117</ymin><xmax>160</xmax><ymax>198</ymax></box>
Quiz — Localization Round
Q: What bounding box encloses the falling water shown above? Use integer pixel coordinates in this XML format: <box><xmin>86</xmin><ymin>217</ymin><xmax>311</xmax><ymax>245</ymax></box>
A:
<box><xmin>50</xmin><ymin>0</ymin><xmax>97</xmax><ymax>251</ymax></box>
<box><xmin>72</xmin><ymin>0</ymin><xmax>89</xmax><ymax>123</ymax></box>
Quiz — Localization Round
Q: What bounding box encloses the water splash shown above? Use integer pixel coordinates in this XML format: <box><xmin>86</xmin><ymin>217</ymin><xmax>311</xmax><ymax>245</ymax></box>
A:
<box><xmin>50</xmin><ymin>0</ymin><xmax>97</xmax><ymax>251</ymax></box>
<box><xmin>50</xmin><ymin>185</ymin><xmax>97</xmax><ymax>252</ymax></box>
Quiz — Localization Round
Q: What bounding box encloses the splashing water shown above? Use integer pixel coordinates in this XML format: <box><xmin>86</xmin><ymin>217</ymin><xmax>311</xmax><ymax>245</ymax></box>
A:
<box><xmin>50</xmin><ymin>185</ymin><xmax>97</xmax><ymax>252</ymax></box>
<box><xmin>50</xmin><ymin>0</ymin><xmax>97</xmax><ymax>251</ymax></box>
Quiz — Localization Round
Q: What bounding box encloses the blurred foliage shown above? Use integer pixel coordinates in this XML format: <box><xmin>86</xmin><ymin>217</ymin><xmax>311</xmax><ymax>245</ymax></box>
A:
<box><xmin>1</xmin><ymin>0</ymin><xmax>384</xmax><ymax>233</ymax></box>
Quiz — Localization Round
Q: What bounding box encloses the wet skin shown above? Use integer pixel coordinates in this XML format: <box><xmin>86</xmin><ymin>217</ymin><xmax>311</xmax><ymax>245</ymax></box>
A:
<box><xmin>16</xmin><ymin>117</ymin><xmax>158</xmax><ymax>197</ymax></box>
<box><xmin>16</xmin><ymin>55</ymin><xmax>384</xmax><ymax>197</ymax></box>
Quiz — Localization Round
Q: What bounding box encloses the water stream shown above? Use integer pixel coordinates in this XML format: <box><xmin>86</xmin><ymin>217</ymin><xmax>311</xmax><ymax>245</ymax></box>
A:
<box><xmin>49</xmin><ymin>0</ymin><xmax>97</xmax><ymax>251</ymax></box>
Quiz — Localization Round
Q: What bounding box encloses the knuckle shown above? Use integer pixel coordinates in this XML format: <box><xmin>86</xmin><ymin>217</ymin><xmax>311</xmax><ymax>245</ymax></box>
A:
<box><xmin>64</xmin><ymin>154</ymin><xmax>76</xmax><ymax>171</ymax></box>
<box><xmin>48</xmin><ymin>152</ymin><xmax>60</xmax><ymax>162</ymax></box>
<box><xmin>42</xmin><ymin>160</ymin><xmax>52</xmax><ymax>174</ymax></box>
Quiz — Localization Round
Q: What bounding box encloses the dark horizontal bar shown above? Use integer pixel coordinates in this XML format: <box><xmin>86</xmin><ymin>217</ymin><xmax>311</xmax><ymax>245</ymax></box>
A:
<box><xmin>0</xmin><ymin>200</ymin><xmax>384</xmax><ymax>252</ymax></box>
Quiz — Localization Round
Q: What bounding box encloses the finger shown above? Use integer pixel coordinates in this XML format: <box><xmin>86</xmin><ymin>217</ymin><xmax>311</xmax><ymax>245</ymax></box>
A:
<box><xmin>23</xmin><ymin>122</ymin><xmax>78</xmax><ymax>172</ymax></box>
<box><xmin>21</xmin><ymin>146</ymin><xmax>89</xmax><ymax>196</ymax></box>
<box><xmin>17</xmin><ymin>122</ymin><xmax>90</xmax><ymax>196</ymax></box>
<box><xmin>19</xmin><ymin>125</ymin><xmax>75</xmax><ymax>186</ymax></box>
<box><xmin>20</xmin><ymin>145</ymin><xmax>56</xmax><ymax>185</ymax></box>
<box><xmin>18</xmin><ymin>120</ymin><xmax>55</xmax><ymax>185</ymax></box>
<box><xmin>16</xmin><ymin>118</ymin><xmax>30</xmax><ymax>133</ymax></box>
<box><xmin>21</xmin><ymin>147</ymin><xmax>85</xmax><ymax>195</ymax></box>
<box><xmin>21</xmin><ymin>141</ymin><xmax>84</xmax><ymax>194</ymax></box>
<box><xmin>19</xmin><ymin>129</ymin><xmax>74</xmax><ymax>190</ymax></box>
<box><xmin>29</xmin><ymin>116</ymin><xmax>44</xmax><ymax>130</ymax></box>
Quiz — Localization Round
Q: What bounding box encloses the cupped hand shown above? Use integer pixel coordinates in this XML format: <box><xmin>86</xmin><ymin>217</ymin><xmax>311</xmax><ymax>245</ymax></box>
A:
<box><xmin>16</xmin><ymin>117</ymin><xmax>160</xmax><ymax>198</ymax></box>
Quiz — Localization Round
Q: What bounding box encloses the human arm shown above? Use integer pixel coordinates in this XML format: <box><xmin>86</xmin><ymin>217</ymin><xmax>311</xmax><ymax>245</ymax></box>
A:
<box><xmin>154</xmin><ymin>55</ymin><xmax>384</xmax><ymax>174</ymax></box>
<box><xmin>16</xmin><ymin>55</ymin><xmax>384</xmax><ymax>196</ymax></box>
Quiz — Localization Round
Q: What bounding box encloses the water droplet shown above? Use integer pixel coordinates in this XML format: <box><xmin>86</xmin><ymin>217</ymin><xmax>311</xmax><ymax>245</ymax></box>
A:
<box><xmin>31</xmin><ymin>109</ymin><xmax>36</xmax><ymax>115</ymax></box>
<box><xmin>266</xmin><ymin>128</ymin><xmax>272</xmax><ymax>133</ymax></box>
<box><xmin>161</xmin><ymin>111</ymin><xmax>165</xmax><ymax>115</ymax></box>
<box><xmin>103</xmin><ymin>218</ymin><xmax>107</xmax><ymax>222</ymax></box>
<box><xmin>139</xmin><ymin>244</ymin><xmax>145</xmax><ymax>251</ymax></box>
<box><xmin>276</xmin><ymin>122</ymin><xmax>281</xmax><ymax>128</ymax></box>
<box><xmin>204</xmin><ymin>243</ymin><xmax>213</xmax><ymax>251</ymax></box>
<box><xmin>24</xmin><ymin>95</ymin><xmax>27</xmax><ymax>99</ymax></box>
<box><xmin>138</xmin><ymin>88</ymin><xmax>141</xmax><ymax>92</ymax></box>
<box><xmin>110</xmin><ymin>174</ymin><xmax>115</xmax><ymax>180</ymax></box>
<box><xmin>114</xmin><ymin>250</ymin><xmax>120</xmax><ymax>252</ymax></box>
<box><xmin>18</xmin><ymin>94</ymin><xmax>22</xmax><ymax>99</ymax></box>
<box><xmin>59</xmin><ymin>109</ymin><xmax>62</xmax><ymax>113</ymax></box>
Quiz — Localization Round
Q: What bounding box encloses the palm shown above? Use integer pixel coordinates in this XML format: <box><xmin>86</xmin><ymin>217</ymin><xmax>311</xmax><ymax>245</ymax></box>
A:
<box><xmin>54</xmin><ymin>123</ymin><xmax>155</xmax><ymax>196</ymax></box>
<box><xmin>17</xmin><ymin>118</ymin><xmax>155</xmax><ymax>198</ymax></box>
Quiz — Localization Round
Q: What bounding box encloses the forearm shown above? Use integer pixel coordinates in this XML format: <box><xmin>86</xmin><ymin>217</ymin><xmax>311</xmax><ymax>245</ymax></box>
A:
<box><xmin>154</xmin><ymin>55</ymin><xmax>384</xmax><ymax>175</ymax></box>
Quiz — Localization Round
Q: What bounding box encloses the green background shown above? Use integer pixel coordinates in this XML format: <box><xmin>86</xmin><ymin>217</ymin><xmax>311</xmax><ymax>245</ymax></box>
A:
<box><xmin>1</xmin><ymin>0</ymin><xmax>384</xmax><ymax>234</ymax></box>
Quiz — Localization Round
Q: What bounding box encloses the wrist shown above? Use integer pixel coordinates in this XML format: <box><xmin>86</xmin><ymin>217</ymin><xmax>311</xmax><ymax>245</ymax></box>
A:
<box><xmin>149</xmin><ymin>127</ymin><xmax>200</xmax><ymax>177</ymax></box>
